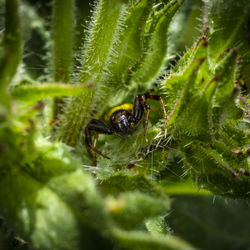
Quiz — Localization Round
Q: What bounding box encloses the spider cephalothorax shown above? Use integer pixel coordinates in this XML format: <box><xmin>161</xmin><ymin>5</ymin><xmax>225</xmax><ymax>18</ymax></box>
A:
<box><xmin>85</xmin><ymin>92</ymin><xmax>166</xmax><ymax>166</ymax></box>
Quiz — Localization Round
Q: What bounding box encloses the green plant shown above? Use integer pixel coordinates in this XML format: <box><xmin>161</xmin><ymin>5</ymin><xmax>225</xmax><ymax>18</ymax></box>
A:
<box><xmin>0</xmin><ymin>0</ymin><xmax>249</xmax><ymax>249</ymax></box>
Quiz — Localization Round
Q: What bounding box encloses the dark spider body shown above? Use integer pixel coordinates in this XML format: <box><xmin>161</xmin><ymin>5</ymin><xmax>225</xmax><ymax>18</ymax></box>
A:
<box><xmin>85</xmin><ymin>93</ymin><xmax>166</xmax><ymax>166</ymax></box>
<box><xmin>110</xmin><ymin>109</ymin><xmax>133</xmax><ymax>134</ymax></box>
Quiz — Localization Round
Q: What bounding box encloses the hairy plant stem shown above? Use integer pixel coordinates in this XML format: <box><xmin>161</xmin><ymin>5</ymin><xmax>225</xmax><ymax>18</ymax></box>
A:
<box><xmin>0</xmin><ymin>0</ymin><xmax>22</xmax><ymax>109</ymax></box>
<box><xmin>57</xmin><ymin>0</ymin><xmax>128</xmax><ymax>146</ymax></box>
<box><xmin>52</xmin><ymin>0</ymin><xmax>73</xmax><ymax>118</ymax></box>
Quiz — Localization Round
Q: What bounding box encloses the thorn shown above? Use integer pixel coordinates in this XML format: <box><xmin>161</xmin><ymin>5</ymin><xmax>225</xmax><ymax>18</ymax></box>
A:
<box><xmin>86</xmin><ymin>82</ymin><xmax>95</xmax><ymax>88</ymax></box>
<box><xmin>49</xmin><ymin>119</ymin><xmax>60</xmax><ymax>126</ymax></box>
<box><xmin>127</xmin><ymin>163</ymin><xmax>135</xmax><ymax>170</ymax></box>
<box><xmin>28</xmin><ymin>119</ymin><xmax>35</xmax><ymax>126</ymax></box>
<box><xmin>233</xmin><ymin>87</ymin><xmax>239</xmax><ymax>94</ymax></box>
<box><xmin>237</xmin><ymin>57</ymin><xmax>242</xmax><ymax>64</ymax></box>
<box><xmin>232</xmin><ymin>48</ymin><xmax>238</xmax><ymax>56</ymax></box>
<box><xmin>32</xmin><ymin>101</ymin><xmax>45</xmax><ymax>110</ymax></box>
<box><xmin>199</xmin><ymin>57</ymin><xmax>206</xmax><ymax>64</ymax></box>
<box><xmin>247</xmin><ymin>148</ymin><xmax>250</xmax><ymax>156</ymax></box>
<box><xmin>203</xmin><ymin>39</ymin><xmax>208</xmax><ymax>47</ymax></box>
<box><xmin>197</xmin><ymin>35</ymin><xmax>208</xmax><ymax>46</ymax></box>
<box><xmin>232</xmin><ymin>172</ymin><xmax>239</xmax><ymax>178</ymax></box>
<box><xmin>213</xmin><ymin>75</ymin><xmax>220</xmax><ymax>82</ymax></box>
<box><xmin>239</xmin><ymin>168</ymin><xmax>250</xmax><ymax>177</ymax></box>
<box><xmin>236</xmin><ymin>150</ymin><xmax>243</xmax><ymax>156</ymax></box>
<box><xmin>114</xmin><ymin>132</ymin><xmax>123</xmax><ymax>139</ymax></box>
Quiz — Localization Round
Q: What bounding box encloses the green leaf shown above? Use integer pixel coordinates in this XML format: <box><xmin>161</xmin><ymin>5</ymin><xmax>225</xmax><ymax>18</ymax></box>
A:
<box><xmin>205</xmin><ymin>0</ymin><xmax>250</xmax><ymax>65</ymax></box>
<box><xmin>109</xmin><ymin>0</ymin><xmax>154</xmax><ymax>84</ymax></box>
<box><xmin>79</xmin><ymin>0</ymin><xmax>128</xmax><ymax>83</ymax></box>
<box><xmin>11</xmin><ymin>82</ymin><xmax>93</xmax><ymax>104</ymax></box>
<box><xmin>174</xmin><ymin>76</ymin><xmax>217</xmax><ymax>139</ymax></box>
<box><xmin>26</xmin><ymin>139</ymin><xmax>111</xmax><ymax>232</ymax></box>
<box><xmin>167</xmin><ymin>0</ymin><xmax>203</xmax><ymax>56</ymax></box>
<box><xmin>214</xmin><ymin>49</ymin><xmax>238</xmax><ymax>104</ymax></box>
<box><xmin>161</xmin><ymin>30</ymin><xmax>250</xmax><ymax>197</ymax></box>
<box><xmin>0</xmin><ymin>170</ymin><xmax>82</xmax><ymax>250</ymax></box>
<box><xmin>106</xmin><ymin>192</ymin><xmax>170</xmax><ymax>230</ymax></box>
<box><xmin>0</xmin><ymin>119</ymin><xmax>35</xmax><ymax>171</ymax></box>
<box><xmin>113</xmin><ymin>228</ymin><xmax>196</xmax><ymax>250</ymax></box>
<box><xmin>165</xmin><ymin>195</ymin><xmax>250</xmax><ymax>250</ymax></box>
<box><xmin>132</xmin><ymin>0</ymin><xmax>184</xmax><ymax>87</ymax></box>
<box><xmin>90</xmin><ymin>126</ymin><xmax>161</xmax><ymax>170</ymax></box>
<box><xmin>164</xmin><ymin>36</ymin><xmax>208</xmax><ymax>129</ymax></box>
<box><xmin>99</xmin><ymin>171</ymin><xmax>167</xmax><ymax>198</ymax></box>
<box><xmin>145</xmin><ymin>216</ymin><xmax>167</xmax><ymax>234</ymax></box>
<box><xmin>182</xmin><ymin>141</ymin><xmax>250</xmax><ymax>198</ymax></box>
<box><xmin>19</xmin><ymin>1</ymin><xmax>50</xmax><ymax>79</ymax></box>
<box><xmin>0</xmin><ymin>136</ymin><xmax>114</xmax><ymax>250</ymax></box>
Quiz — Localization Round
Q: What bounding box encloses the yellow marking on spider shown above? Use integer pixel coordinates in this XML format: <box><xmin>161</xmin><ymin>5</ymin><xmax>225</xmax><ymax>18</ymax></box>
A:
<box><xmin>104</xmin><ymin>104</ymin><xmax>133</xmax><ymax>122</ymax></box>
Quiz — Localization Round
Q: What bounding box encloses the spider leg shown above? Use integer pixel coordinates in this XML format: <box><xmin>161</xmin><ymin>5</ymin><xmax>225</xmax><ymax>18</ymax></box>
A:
<box><xmin>85</xmin><ymin>144</ymin><xmax>96</xmax><ymax>166</ymax></box>
<box><xmin>93</xmin><ymin>133</ymin><xmax>99</xmax><ymax>148</ymax></box>
<box><xmin>92</xmin><ymin>133</ymin><xmax>99</xmax><ymax>160</ymax></box>
<box><xmin>144</xmin><ymin>93</ymin><xmax>167</xmax><ymax>122</ymax></box>
<box><xmin>144</xmin><ymin>93</ymin><xmax>167</xmax><ymax>130</ymax></box>
<box><xmin>132</xmin><ymin>93</ymin><xmax>167</xmax><ymax>135</ymax></box>
<box><xmin>143</xmin><ymin>104</ymin><xmax>150</xmax><ymax>135</ymax></box>
<box><xmin>132</xmin><ymin>95</ymin><xmax>144</xmax><ymax>122</ymax></box>
<box><xmin>132</xmin><ymin>95</ymin><xmax>150</xmax><ymax>135</ymax></box>
<box><xmin>85</xmin><ymin>119</ymin><xmax>114</xmax><ymax>166</ymax></box>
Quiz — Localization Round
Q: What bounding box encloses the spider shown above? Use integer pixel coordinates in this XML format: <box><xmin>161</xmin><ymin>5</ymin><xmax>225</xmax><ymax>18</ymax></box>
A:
<box><xmin>85</xmin><ymin>92</ymin><xmax>167</xmax><ymax>166</ymax></box>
